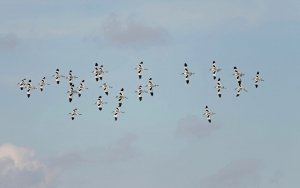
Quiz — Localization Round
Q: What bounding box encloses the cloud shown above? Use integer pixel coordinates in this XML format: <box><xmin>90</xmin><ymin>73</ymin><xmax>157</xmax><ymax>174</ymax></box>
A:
<box><xmin>94</xmin><ymin>133</ymin><xmax>138</xmax><ymax>163</ymax></box>
<box><xmin>102</xmin><ymin>15</ymin><xmax>168</xmax><ymax>47</ymax></box>
<box><xmin>175</xmin><ymin>115</ymin><xmax>218</xmax><ymax>139</ymax></box>
<box><xmin>0</xmin><ymin>33</ymin><xmax>18</xmax><ymax>50</ymax></box>
<box><xmin>200</xmin><ymin>159</ymin><xmax>262</xmax><ymax>188</ymax></box>
<box><xmin>0</xmin><ymin>144</ymin><xmax>52</xmax><ymax>188</ymax></box>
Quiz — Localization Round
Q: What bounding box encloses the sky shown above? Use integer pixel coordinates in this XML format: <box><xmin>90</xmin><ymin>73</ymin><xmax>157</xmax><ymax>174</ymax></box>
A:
<box><xmin>0</xmin><ymin>0</ymin><xmax>300</xmax><ymax>187</ymax></box>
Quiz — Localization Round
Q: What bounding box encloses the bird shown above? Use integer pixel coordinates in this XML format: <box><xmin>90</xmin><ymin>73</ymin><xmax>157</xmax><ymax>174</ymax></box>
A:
<box><xmin>203</xmin><ymin>106</ymin><xmax>215</xmax><ymax>123</ymax></box>
<box><xmin>210</xmin><ymin>61</ymin><xmax>221</xmax><ymax>80</ymax></box>
<box><xmin>39</xmin><ymin>77</ymin><xmax>50</xmax><ymax>92</ymax></box>
<box><xmin>116</xmin><ymin>88</ymin><xmax>127</xmax><ymax>107</ymax></box>
<box><xmin>215</xmin><ymin>78</ymin><xmax>225</xmax><ymax>98</ymax></box>
<box><xmin>69</xmin><ymin>108</ymin><xmax>82</xmax><ymax>120</ymax></box>
<box><xmin>77</xmin><ymin>80</ymin><xmax>88</xmax><ymax>97</ymax></box>
<box><xmin>98</xmin><ymin>65</ymin><xmax>108</xmax><ymax>81</ymax></box>
<box><xmin>233</xmin><ymin>67</ymin><xmax>244</xmax><ymax>86</ymax></box>
<box><xmin>182</xmin><ymin>63</ymin><xmax>195</xmax><ymax>84</ymax></box>
<box><xmin>146</xmin><ymin>78</ymin><xmax>159</xmax><ymax>96</ymax></box>
<box><xmin>112</xmin><ymin>107</ymin><xmax>124</xmax><ymax>121</ymax></box>
<box><xmin>66</xmin><ymin>70</ymin><xmax>78</xmax><ymax>86</ymax></box>
<box><xmin>235</xmin><ymin>84</ymin><xmax>248</xmax><ymax>97</ymax></box>
<box><xmin>95</xmin><ymin>96</ymin><xmax>107</xmax><ymax>111</ymax></box>
<box><xmin>101</xmin><ymin>83</ymin><xmax>112</xmax><ymax>96</ymax></box>
<box><xmin>25</xmin><ymin>80</ymin><xmax>36</xmax><ymax>98</ymax></box>
<box><xmin>135</xmin><ymin>85</ymin><xmax>147</xmax><ymax>101</ymax></box>
<box><xmin>53</xmin><ymin>68</ymin><xmax>64</xmax><ymax>84</ymax></box>
<box><xmin>253</xmin><ymin>71</ymin><xmax>264</xmax><ymax>88</ymax></box>
<box><xmin>135</xmin><ymin>61</ymin><xmax>148</xmax><ymax>79</ymax></box>
<box><xmin>92</xmin><ymin>63</ymin><xmax>100</xmax><ymax>82</ymax></box>
<box><xmin>67</xmin><ymin>83</ymin><xmax>77</xmax><ymax>102</ymax></box>
<box><xmin>18</xmin><ymin>79</ymin><xmax>27</xmax><ymax>90</ymax></box>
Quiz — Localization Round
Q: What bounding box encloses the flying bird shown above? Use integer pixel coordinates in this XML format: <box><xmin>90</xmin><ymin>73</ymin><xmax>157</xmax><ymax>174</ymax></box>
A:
<box><xmin>95</xmin><ymin>96</ymin><xmax>107</xmax><ymax>111</ymax></box>
<box><xmin>39</xmin><ymin>77</ymin><xmax>50</xmax><ymax>92</ymax></box>
<box><xmin>135</xmin><ymin>85</ymin><xmax>148</xmax><ymax>101</ymax></box>
<box><xmin>92</xmin><ymin>63</ymin><xmax>100</xmax><ymax>81</ymax></box>
<box><xmin>101</xmin><ymin>83</ymin><xmax>112</xmax><ymax>96</ymax></box>
<box><xmin>25</xmin><ymin>80</ymin><xmax>36</xmax><ymax>98</ymax></box>
<box><xmin>112</xmin><ymin>107</ymin><xmax>124</xmax><ymax>121</ymax></box>
<box><xmin>215</xmin><ymin>78</ymin><xmax>225</xmax><ymax>98</ymax></box>
<box><xmin>146</xmin><ymin>78</ymin><xmax>159</xmax><ymax>96</ymax></box>
<box><xmin>116</xmin><ymin>88</ymin><xmax>127</xmax><ymax>107</ymax></box>
<box><xmin>53</xmin><ymin>68</ymin><xmax>64</xmax><ymax>84</ymax></box>
<box><xmin>18</xmin><ymin>79</ymin><xmax>27</xmax><ymax>90</ymax></box>
<box><xmin>233</xmin><ymin>66</ymin><xmax>244</xmax><ymax>86</ymax></box>
<box><xmin>135</xmin><ymin>61</ymin><xmax>148</xmax><ymax>79</ymax></box>
<box><xmin>67</xmin><ymin>83</ymin><xmax>77</xmax><ymax>102</ymax></box>
<box><xmin>93</xmin><ymin>63</ymin><xmax>108</xmax><ymax>81</ymax></box>
<box><xmin>210</xmin><ymin>61</ymin><xmax>221</xmax><ymax>80</ymax></box>
<box><xmin>66</xmin><ymin>70</ymin><xmax>78</xmax><ymax>86</ymax></box>
<box><xmin>182</xmin><ymin>63</ymin><xmax>195</xmax><ymax>84</ymax></box>
<box><xmin>77</xmin><ymin>80</ymin><xmax>88</xmax><ymax>97</ymax></box>
<box><xmin>203</xmin><ymin>106</ymin><xmax>215</xmax><ymax>123</ymax></box>
<box><xmin>69</xmin><ymin>108</ymin><xmax>82</xmax><ymax>120</ymax></box>
<box><xmin>253</xmin><ymin>71</ymin><xmax>264</xmax><ymax>88</ymax></box>
<box><xmin>235</xmin><ymin>84</ymin><xmax>248</xmax><ymax>97</ymax></box>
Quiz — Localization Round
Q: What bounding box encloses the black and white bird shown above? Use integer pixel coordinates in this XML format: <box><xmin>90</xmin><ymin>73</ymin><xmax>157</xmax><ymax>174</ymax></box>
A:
<box><xmin>182</xmin><ymin>63</ymin><xmax>195</xmax><ymax>84</ymax></box>
<box><xmin>101</xmin><ymin>83</ymin><xmax>112</xmax><ymax>96</ymax></box>
<box><xmin>18</xmin><ymin>79</ymin><xmax>27</xmax><ymax>90</ymax></box>
<box><xmin>215</xmin><ymin>78</ymin><xmax>225</xmax><ymax>98</ymax></box>
<box><xmin>135</xmin><ymin>85</ymin><xmax>147</xmax><ymax>101</ymax></box>
<box><xmin>69</xmin><ymin>108</ymin><xmax>82</xmax><ymax>120</ymax></box>
<box><xmin>25</xmin><ymin>80</ymin><xmax>36</xmax><ymax>98</ymax></box>
<box><xmin>253</xmin><ymin>72</ymin><xmax>264</xmax><ymax>88</ymax></box>
<box><xmin>233</xmin><ymin>67</ymin><xmax>244</xmax><ymax>86</ymax></box>
<box><xmin>235</xmin><ymin>84</ymin><xmax>248</xmax><ymax>97</ymax></box>
<box><xmin>66</xmin><ymin>70</ymin><xmax>78</xmax><ymax>86</ymax></box>
<box><xmin>67</xmin><ymin>83</ymin><xmax>77</xmax><ymax>102</ymax></box>
<box><xmin>39</xmin><ymin>77</ymin><xmax>50</xmax><ymax>92</ymax></box>
<box><xmin>116</xmin><ymin>88</ymin><xmax>127</xmax><ymax>107</ymax></box>
<box><xmin>146</xmin><ymin>78</ymin><xmax>159</xmax><ymax>96</ymax></box>
<box><xmin>113</xmin><ymin>107</ymin><xmax>124</xmax><ymax>121</ymax></box>
<box><xmin>92</xmin><ymin>63</ymin><xmax>100</xmax><ymax>81</ymax></box>
<box><xmin>93</xmin><ymin>63</ymin><xmax>108</xmax><ymax>81</ymax></box>
<box><xmin>53</xmin><ymin>68</ymin><xmax>64</xmax><ymax>84</ymax></box>
<box><xmin>210</xmin><ymin>61</ymin><xmax>221</xmax><ymax>80</ymax></box>
<box><xmin>77</xmin><ymin>80</ymin><xmax>88</xmax><ymax>97</ymax></box>
<box><xmin>203</xmin><ymin>106</ymin><xmax>215</xmax><ymax>123</ymax></box>
<box><xmin>135</xmin><ymin>61</ymin><xmax>148</xmax><ymax>79</ymax></box>
<box><xmin>95</xmin><ymin>96</ymin><xmax>107</xmax><ymax>111</ymax></box>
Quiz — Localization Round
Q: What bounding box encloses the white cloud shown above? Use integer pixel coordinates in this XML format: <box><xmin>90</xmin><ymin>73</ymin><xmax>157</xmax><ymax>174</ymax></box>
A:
<box><xmin>0</xmin><ymin>144</ymin><xmax>52</xmax><ymax>188</ymax></box>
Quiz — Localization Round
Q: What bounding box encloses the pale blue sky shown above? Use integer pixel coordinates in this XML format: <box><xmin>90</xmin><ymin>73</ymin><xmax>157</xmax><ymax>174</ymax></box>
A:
<box><xmin>0</xmin><ymin>0</ymin><xmax>299</xmax><ymax>188</ymax></box>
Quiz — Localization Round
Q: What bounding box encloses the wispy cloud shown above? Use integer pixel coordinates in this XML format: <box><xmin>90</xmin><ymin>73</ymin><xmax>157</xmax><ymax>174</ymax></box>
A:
<box><xmin>92</xmin><ymin>132</ymin><xmax>138</xmax><ymax>163</ymax></box>
<box><xmin>102</xmin><ymin>14</ymin><xmax>168</xmax><ymax>47</ymax></box>
<box><xmin>200</xmin><ymin>159</ymin><xmax>262</xmax><ymax>188</ymax></box>
<box><xmin>175</xmin><ymin>115</ymin><xmax>218</xmax><ymax>139</ymax></box>
<box><xmin>0</xmin><ymin>33</ymin><xmax>18</xmax><ymax>50</ymax></box>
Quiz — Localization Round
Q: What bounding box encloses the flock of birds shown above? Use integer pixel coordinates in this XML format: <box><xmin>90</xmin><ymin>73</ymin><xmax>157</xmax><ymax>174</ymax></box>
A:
<box><xmin>17</xmin><ymin>61</ymin><xmax>264</xmax><ymax>123</ymax></box>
